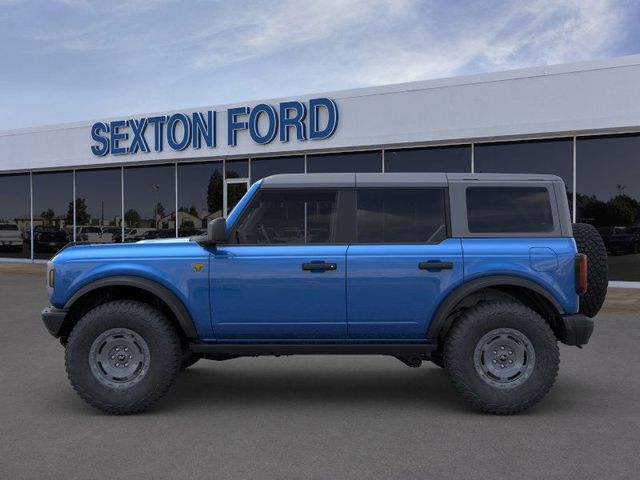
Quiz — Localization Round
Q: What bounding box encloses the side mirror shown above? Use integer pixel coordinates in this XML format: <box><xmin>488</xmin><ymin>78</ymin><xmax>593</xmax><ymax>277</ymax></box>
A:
<box><xmin>208</xmin><ymin>217</ymin><xmax>228</xmax><ymax>244</ymax></box>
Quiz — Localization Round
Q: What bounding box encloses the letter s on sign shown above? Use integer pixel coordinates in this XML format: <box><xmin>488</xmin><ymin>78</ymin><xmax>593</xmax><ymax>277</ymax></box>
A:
<box><xmin>91</xmin><ymin>122</ymin><xmax>110</xmax><ymax>156</ymax></box>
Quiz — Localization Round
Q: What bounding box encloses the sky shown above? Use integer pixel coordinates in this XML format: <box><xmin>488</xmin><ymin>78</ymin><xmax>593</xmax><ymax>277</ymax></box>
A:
<box><xmin>0</xmin><ymin>0</ymin><xmax>639</xmax><ymax>130</ymax></box>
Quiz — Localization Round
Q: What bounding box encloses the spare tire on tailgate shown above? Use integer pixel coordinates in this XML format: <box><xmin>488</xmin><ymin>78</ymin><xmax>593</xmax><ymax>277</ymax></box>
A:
<box><xmin>572</xmin><ymin>223</ymin><xmax>608</xmax><ymax>317</ymax></box>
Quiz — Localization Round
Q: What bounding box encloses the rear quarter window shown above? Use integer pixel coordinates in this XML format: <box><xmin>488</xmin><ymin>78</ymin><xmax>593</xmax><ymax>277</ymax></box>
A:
<box><xmin>466</xmin><ymin>186</ymin><xmax>554</xmax><ymax>233</ymax></box>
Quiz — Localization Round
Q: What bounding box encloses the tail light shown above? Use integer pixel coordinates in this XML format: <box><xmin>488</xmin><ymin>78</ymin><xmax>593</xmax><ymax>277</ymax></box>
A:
<box><xmin>575</xmin><ymin>254</ymin><xmax>588</xmax><ymax>295</ymax></box>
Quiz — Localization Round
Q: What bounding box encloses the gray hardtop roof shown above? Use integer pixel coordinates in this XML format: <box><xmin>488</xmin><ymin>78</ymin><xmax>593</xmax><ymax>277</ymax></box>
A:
<box><xmin>260</xmin><ymin>172</ymin><xmax>563</xmax><ymax>188</ymax></box>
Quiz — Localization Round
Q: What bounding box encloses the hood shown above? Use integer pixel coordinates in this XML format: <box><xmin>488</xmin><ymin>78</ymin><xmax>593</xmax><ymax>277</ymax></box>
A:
<box><xmin>51</xmin><ymin>237</ymin><xmax>203</xmax><ymax>263</ymax></box>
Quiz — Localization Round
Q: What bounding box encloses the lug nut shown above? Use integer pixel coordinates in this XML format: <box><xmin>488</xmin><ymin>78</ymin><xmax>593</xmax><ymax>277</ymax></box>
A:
<box><xmin>501</xmin><ymin>364</ymin><xmax>505</xmax><ymax>368</ymax></box>
<box><xmin>115</xmin><ymin>363</ymin><xmax>120</xmax><ymax>367</ymax></box>
<box><xmin>493</xmin><ymin>359</ymin><xmax>497</xmax><ymax>364</ymax></box>
<box><xmin>129</xmin><ymin>355</ymin><xmax>133</xmax><ymax>359</ymax></box>
<box><xmin>124</xmin><ymin>363</ymin><xmax>128</xmax><ymax>367</ymax></box>
<box><xmin>508</xmin><ymin>360</ymin><xmax>513</xmax><ymax>364</ymax></box>
<box><xmin>493</xmin><ymin>350</ymin><xmax>497</xmax><ymax>355</ymax></box>
<box><xmin>124</xmin><ymin>347</ymin><xmax>128</xmax><ymax>352</ymax></box>
<box><xmin>111</xmin><ymin>355</ymin><xmax>115</xmax><ymax>359</ymax></box>
<box><xmin>501</xmin><ymin>346</ymin><xmax>505</xmax><ymax>350</ymax></box>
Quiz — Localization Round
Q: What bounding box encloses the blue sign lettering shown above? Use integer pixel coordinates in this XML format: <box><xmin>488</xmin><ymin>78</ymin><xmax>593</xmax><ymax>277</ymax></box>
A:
<box><xmin>90</xmin><ymin>98</ymin><xmax>338</xmax><ymax>156</ymax></box>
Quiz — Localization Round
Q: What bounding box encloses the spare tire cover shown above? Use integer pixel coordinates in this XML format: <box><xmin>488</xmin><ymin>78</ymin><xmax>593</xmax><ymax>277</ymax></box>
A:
<box><xmin>572</xmin><ymin>223</ymin><xmax>608</xmax><ymax>317</ymax></box>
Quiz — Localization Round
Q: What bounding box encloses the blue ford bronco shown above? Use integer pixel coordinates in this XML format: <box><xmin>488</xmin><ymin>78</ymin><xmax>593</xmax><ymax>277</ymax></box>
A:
<box><xmin>41</xmin><ymin>173</ymin><xmax>608</xmax><ymax>414</ymax></box>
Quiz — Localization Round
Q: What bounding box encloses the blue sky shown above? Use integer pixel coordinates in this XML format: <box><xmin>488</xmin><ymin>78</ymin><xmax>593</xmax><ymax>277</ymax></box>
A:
<box><xmin>1</xmin><ymin>0</ymin><xmax>639</xmax><ymax>130</ymax></box>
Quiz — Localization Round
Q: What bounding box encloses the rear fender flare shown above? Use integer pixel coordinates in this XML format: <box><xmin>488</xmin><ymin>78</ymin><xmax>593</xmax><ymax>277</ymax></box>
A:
<box><xmin>427</xmin><ymin>275</ymin><xmax>564</xmax><ymax>341</ymax></box>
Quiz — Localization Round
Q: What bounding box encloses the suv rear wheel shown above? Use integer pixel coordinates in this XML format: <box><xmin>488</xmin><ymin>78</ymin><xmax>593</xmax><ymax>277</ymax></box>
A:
<box><xmin>444</xmin><ymin>301</ymin><xmax>559</xmax><ymax>414</ymax></box>
<box><xmin>65</xmin><ymin>300</ymin><xmax>181</xmax><ymax>414</ymax></box>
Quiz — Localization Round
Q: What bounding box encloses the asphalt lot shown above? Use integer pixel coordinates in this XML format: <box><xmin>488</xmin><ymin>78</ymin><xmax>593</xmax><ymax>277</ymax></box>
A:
<box><xmin>1</xmin><ymin>273</ymin><xmax>639</xmax><ymax>480</ymax></box>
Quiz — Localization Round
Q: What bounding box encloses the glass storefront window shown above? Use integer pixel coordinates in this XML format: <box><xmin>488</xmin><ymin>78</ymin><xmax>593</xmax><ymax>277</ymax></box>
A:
<box><xmin>385</xmin><ymin>145</ymin><xmax>471</xmax><ymax>172</ymax></box>
<box><xmin>250</xmin><ymin>156</ymin><xmax>305</xmax><ymax>184</ymax></box>
<box><xmin>124</xmin><ymin>165</ymin><xmax>176</xmax><ymax>241</ymax></box>
<box><xmin>0</xmin><ymin>174</ymin><xmax>31</xmax><ymax>259</ymax></box>
<box><xmin>577</xmin><ymin>134</ymin><xmax>640</xmax><ymax>281</ymax></box>
<box><xmin>74</xmin><ymin>168</ymin><xmax>122</xmax><ymax>243</ymax></box>
<box><xmin>474</xmin><ymin>138</ymin><xmax>574</xmax><ymax>212</ymax></box>
<box><xmin>177</xmin><ymin>161</ymin><xmax>223</xmax><ymax>236</ymax></box>
<box><xmin>32</xmin><ymin>171</ymin><xmax>73</xmax><ymax>259</ymax></box>
<box><xmin>226</xmin><ymin>159</ymin><xmax>249</xmax><ymax>179</ymax></box>
<box><xmin>307</xmin><ymin>151</ymin><xmax>382</xmax><ymax>173</ymax></box>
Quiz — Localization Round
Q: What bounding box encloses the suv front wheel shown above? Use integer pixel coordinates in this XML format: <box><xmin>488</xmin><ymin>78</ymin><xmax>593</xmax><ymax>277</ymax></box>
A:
<box><xmin>444</xmin><ymin>301</ymin><xmax>559</xmax><ymax>414</ymax></box>
<box><xmin>65</xmin><ymin>300</ymin><xmax>182</xmax><ymax>414</ymax></box>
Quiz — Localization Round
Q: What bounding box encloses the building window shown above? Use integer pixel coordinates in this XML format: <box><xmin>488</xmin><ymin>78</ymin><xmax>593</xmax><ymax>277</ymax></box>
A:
<box><xmin>226</xmin><ymin>159</ymin><xmax>249</xmax><ymax>179</ymax></box>
<box><xmin>123</xmin><ymin>165</ymin><xmax>176</xmax><ymax>241</ymax></box>
<box><xmin>577</xmin><ymin>133</ymin><xmax>640</xmax><ymax>281</ymax></box>
<box><xmin>474</xmin><ymin>138</ymin><xmax>574</xmax><ymax>213</ymax></box>
<box><xmin>234</xmin><ymin>189</ymin><xmax>338</xmax><ymax>244</ymax></box>
<box><xmin>385</xmin><ymin>145</ymin><xmax>471</xmax><ymax>172</ymax></box>
<box><xmin>356</xmin><ymin>188</ymin><xmax>447</xmax><ymax>243</ymax></box>
<box><xmin>74</xmin><ymin>168</ymin><xmax>122</xmax><ymax>243</ymax></box>
<box><xmin>250</xmin><ymin>156</ymin><xmax>305</xmax><ymax>184</ymax></box>
<box><xmin>177</xmin><ymin>161</ymin><xmax>223</xmax><ymax>236</ymax></box>
<box><xmin>32</xmin><ymin>171</ymin><xmax>73</xmax><ymax>259</ymax></box>
<box><xmin>0</xmin><ymin>174</ymin><xmax>31</xmax><ymax>259</ymax></box>
<box><xmin>307</xmin><ymin>151</ymin><xmax>382</xmax><ymax>173</ymax></box>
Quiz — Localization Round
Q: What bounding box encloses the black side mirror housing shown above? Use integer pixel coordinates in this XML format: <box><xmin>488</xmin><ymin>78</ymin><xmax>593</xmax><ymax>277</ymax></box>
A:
<box><xmin>208</xmin><ymin>217</ymin><xmax>228</xmax><ymax>244</ymax></box>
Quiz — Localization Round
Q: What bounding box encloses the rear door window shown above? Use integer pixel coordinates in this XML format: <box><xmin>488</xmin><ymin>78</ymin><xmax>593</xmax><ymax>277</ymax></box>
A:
<box><xmin>466</xmin><ymin>186</ymin><xmax>554</xmax><ymax>233</ymax></box>
<box><xmin>356</xmin><ymin>188</ymin><xmax>447</xmax><ymax>243</ymax></box>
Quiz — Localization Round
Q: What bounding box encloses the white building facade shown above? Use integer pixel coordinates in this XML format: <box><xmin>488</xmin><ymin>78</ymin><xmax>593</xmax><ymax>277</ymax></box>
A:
<box><xmin>1</xmin><ymin>55</ymin><xmax>639</xmax><ymax>284</ymax></box>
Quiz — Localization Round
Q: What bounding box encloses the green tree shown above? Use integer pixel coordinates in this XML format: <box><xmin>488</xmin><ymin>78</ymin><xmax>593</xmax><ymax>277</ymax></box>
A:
<box><xmin>606</xmin><ymin>197</ymin><xmax>635</xmax><ymax>226</ymax></box>
<box><xmin>189</xmin><ymin>205</ymin><xmax>198</xmax><ymax>217</ymax></box>
<box><xmin>40</xmin><ymin>209</ymin><xmax>55</xmax><ymax>225</ymax></box>
<box><xmin>67</xmin><ymin>198</ymin><xmax>91</xmax><ymax>226</ymax></box>
<box><xmin>610</xmin><ymin>195</ymin><xmax>640</xmax><ymax>224</ymax></box>
<box><xmin>155</xmin><ymin>202</ymin><xmax>165</xmax><ymax>218</ymax></box>
<box><xmin>207</xmin><ymin>170</ymin><xmax>223</xmax><ymax>216</ymax></box>
<box><xmin>124</xmin><ymin>209</ymin><xmax>141</xmax><ymax>227</ymax></box>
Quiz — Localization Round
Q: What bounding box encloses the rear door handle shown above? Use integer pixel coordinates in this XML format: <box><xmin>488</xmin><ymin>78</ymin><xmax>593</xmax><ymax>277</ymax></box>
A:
<box><xmin>419</xmin><ymin>261</ymin><xmax>453</xmax><ymax>270</ymax></box>
<box><xmin>302</xmin><ymin>262</ymin><xmax>337</xmax><ymax>271</ymax></box>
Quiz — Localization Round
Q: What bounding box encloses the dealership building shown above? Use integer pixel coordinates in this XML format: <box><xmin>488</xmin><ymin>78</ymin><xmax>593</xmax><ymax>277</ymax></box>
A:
<box><xmin>1</xmin><ymin>55</ymin><xmax>639</xmax><ymax>285</ymax></box>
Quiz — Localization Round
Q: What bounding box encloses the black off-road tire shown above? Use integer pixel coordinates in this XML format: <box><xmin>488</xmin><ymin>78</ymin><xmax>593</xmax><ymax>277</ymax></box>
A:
<box><xmin>180</xmin><ymin>349</ymin><xmax>201</xmax><ymax>370</ymax></box>
<box><xmin>444</xmin><ymin>301</ymin><xmax>559</xmax><ymax>415</ymax></box>
<box><xmin>65</xmin><ymin>300</ymin><xmax>182</xmax><ymax>414</ymax></box>
<box><xmin>572</xmin><ymin>222</ymin><xmax>608</xmax><ymax>318</ymax></box>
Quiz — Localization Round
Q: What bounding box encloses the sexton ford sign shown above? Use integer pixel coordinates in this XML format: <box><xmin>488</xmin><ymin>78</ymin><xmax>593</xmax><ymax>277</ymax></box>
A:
<box><xmin>90</xmin><ymin>98</ymin><xmax>338</xmax><ymax>156</ymax></box>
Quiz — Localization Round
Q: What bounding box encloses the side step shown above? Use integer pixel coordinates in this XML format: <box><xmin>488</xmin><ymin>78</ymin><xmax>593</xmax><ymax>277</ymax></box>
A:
<box><xmin>190</xmin><ymin>342</ymin><xmax>436</xmax><ymax>357</ymax></box>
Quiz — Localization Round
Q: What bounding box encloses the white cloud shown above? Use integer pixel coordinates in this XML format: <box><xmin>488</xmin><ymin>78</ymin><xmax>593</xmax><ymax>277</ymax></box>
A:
<box><xmin>340</xmin><ymin>0</ymin><xmax>625</xmax><ymax>86</ymax></box>
<box><xmin>0</xmin><ymin>0</ymin><xmax>633</xmax><ymax>129</ymax></box>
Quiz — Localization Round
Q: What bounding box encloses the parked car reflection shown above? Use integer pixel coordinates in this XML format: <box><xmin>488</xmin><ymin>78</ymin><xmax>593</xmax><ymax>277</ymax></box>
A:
<box><xmin>28</xmin><ymin>226</ymin><xmax>70</xmax><ymax>253</ymax></box>
<box><xmin>0</xmin><ymin>223</ymin><xmax>24</xmax><ymax>252</ymax></box>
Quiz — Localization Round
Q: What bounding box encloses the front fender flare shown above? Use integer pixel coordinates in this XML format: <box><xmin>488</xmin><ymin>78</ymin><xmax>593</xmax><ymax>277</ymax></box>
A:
<box><xmin>426</xmin><ymin>275</ymin><xmax>565</xmax><ymax>341</ymax></box>
<box><xmin>64</xmin><ymin>275</ymin><xmax>198</xmax><ymax>340</ymax></box>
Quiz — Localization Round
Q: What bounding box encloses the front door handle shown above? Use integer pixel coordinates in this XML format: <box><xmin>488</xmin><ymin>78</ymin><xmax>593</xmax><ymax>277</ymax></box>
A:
<box><xmin>419</xmin><ymin>261</ymin><xmax>453</xmax><ymax>270</ymax></box>
<box><xmin>302</xmin><ymin>262</ymin><xmax>337</xmax><ymax>271</ymax></box>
